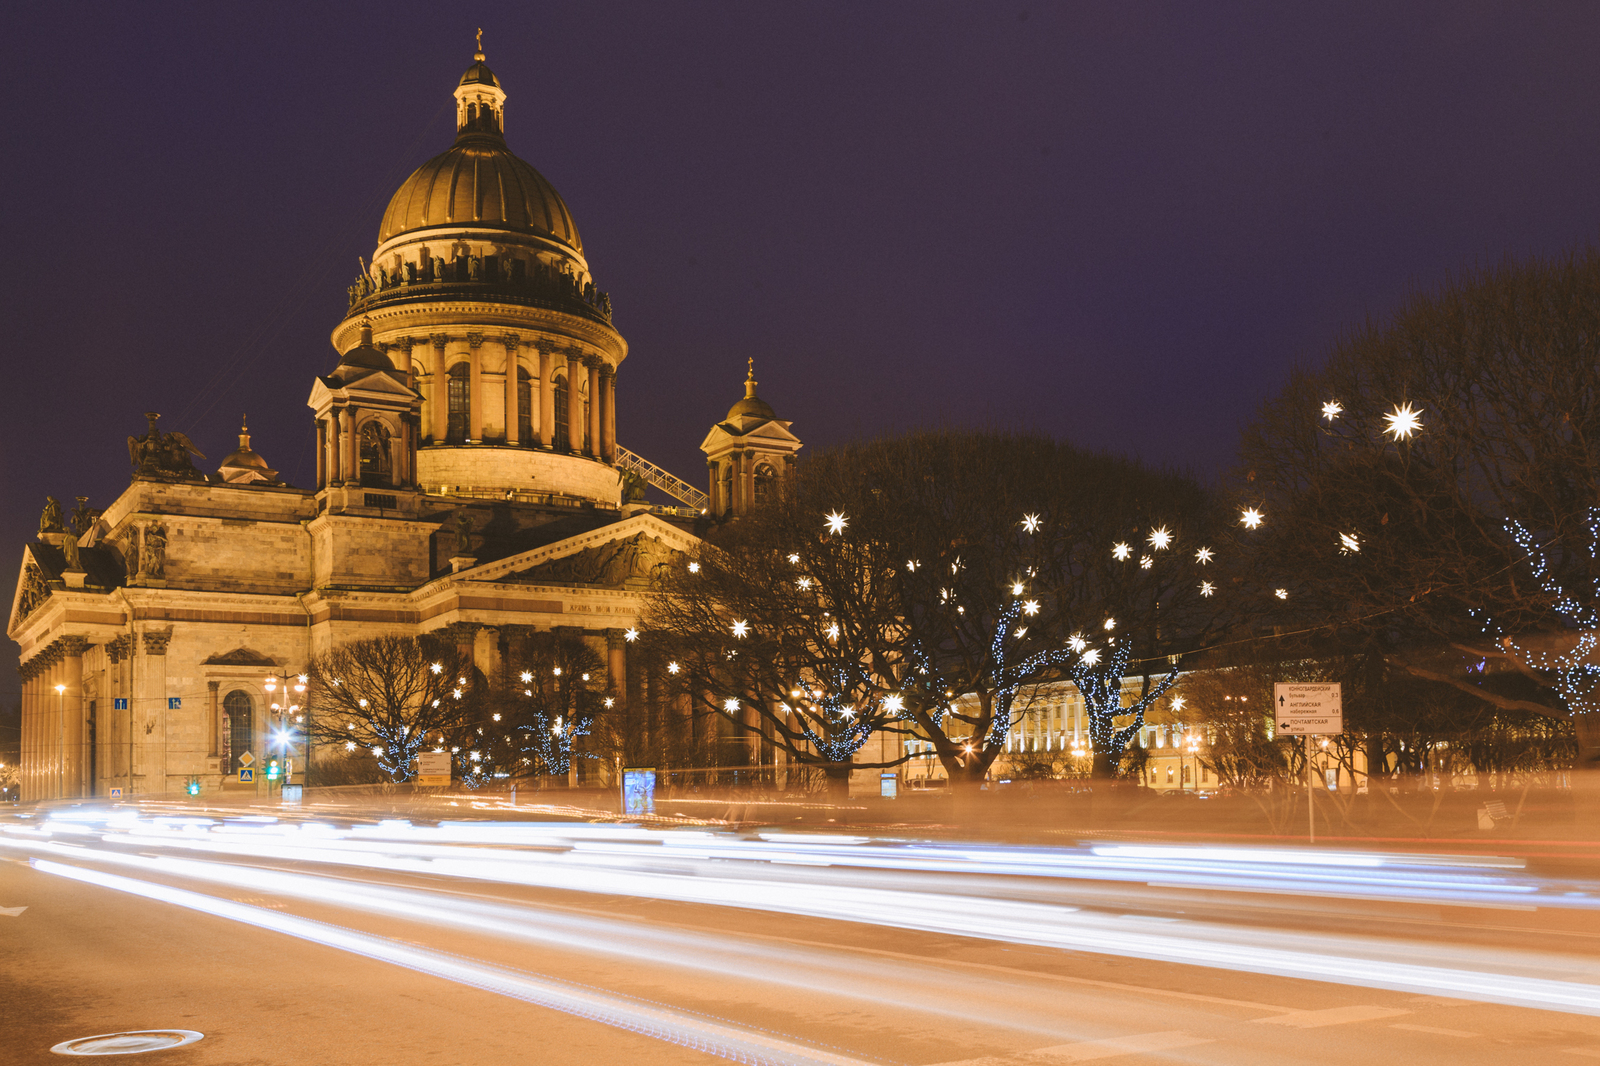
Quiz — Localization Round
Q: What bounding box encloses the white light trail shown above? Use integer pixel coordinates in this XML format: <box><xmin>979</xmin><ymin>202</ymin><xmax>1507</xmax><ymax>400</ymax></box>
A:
<box><xmin>32</xmin><ymin>858</ymin><xmax>875</xmax><ymax>1066</ymax></box>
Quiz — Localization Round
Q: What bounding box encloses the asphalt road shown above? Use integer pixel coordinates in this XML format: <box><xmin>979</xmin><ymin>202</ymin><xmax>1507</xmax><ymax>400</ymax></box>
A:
<box><xmin>4</xmin><ymin>803</ymin><xmax>1600</xmax><ymax>1065</ymax></box>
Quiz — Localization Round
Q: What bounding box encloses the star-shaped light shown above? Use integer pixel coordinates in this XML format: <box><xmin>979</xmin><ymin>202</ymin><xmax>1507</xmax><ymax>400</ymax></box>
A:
<box><xmin>1195</xmin><ymin>547</ymin><xmax>1213</xmax><ymax>564</ymax></box>
<box><xmin>1339</xmin><ymin>532</ymin><xmax>1360</xmax><ymax>554</ymax></box>
<box><xmin>787</xmin><ymin>553</ymin><xmax>800</xmax><ymax>564</ymax></box>
<box><xmin>624</xmin><ymin>628</ymin><xmax>639</xmax><ymax>642</ymax></box>
<box><xmin>1081</xmin><ymin>649</ymin><xmax>1101</xmax><ymax>666</ymax></box>
<box><xmin>731</xmin><ymin>620</ymin><xmax>749</xmax><ymax>638</ymax></box>
<box><xmin>1241</xmin><ymin>508</ymin><xmax>1263</xmax><ymax>530</ymax></box>
<box><xmin>796</xmin><ymin>576</ymin><xmax>813</xmax><ymax>589</ymax></box>
<box><xmin>1199</xmin><ymin>581</ymin><xmax>1215</xmax><ymax>597</ymax></box>
<box><xmin>824</xmin><ymin>511</ymin><xmax>848</xmax><ymax>534</ymax></box>
<box><xmin>1384</xmin><ymin>402</ymin><xmax>1423</xmax><ymax>440</ymax></box>
<box><xmin>1275</xmin><ymin>588</ymin><xmax>1289</xmax><ymax>600</ymax></box>
<box><xmin>826</xmin><ymin>623</ymin><xmax>841</xmax><ymax>640</ymax></box>
<box><xmin>906</xmin><ymin>559</ymin><xmax>919</xmax><ymax>571</ymax></box>
<box><xmin>1011</xmin><ymin>581</ymin><xmax>1025</xmax><ymax>595</ymax></box>
<box><xmin>1139</xmin><ymin>555</ymin><xmax>1153</xmax><ymax>570</ymax></box>
<box><xmin>1170</xmin><ymin>695</ymin><xmax>1186</xmax><ymax>712</ymax></box>
<box><xmin>603</xmin><ymin>697</ymin><xmax>615</xmax><ymax>708</ymax></box>
<box><xmin>1022</xmin><ymin>599</ymin><xmax>1040</xmax><ymax>616</ymax></box>
<box><xmin>1022</xmin><ymin>514</ymin><xmax>1042</xmax><ymax>534</ymax></box>
<box><xmin>1321</xmin><ymin>400</ymin><xmax>1343</xmax><ymax>421</ymax></box>
<box><xmin>1148</xmin><ymin>526</ymin><xmax>1172</xmax><ymax>550</ymax></box>
<box><xmin>723</xmin><ymin>698</ymin><xmax>740</xmax><ymax>712</ymax></box>
<box><xmin>667</xmin><ymin>661</ymin><xmax>680</xmax><ymax>675</ymax></box>
<box><xmin>882</xmin><ymin>694</ymin><xmax>905</xmax><ymax>713</ymax></box>
<box><xmin>1068</xmin><ymin>634</ymin><xmax>1087</xmax><ymax>652</ymax></box>
<box><xmin>1112</xmin><ymin>542</ymin><xmax>1132</xmax><ymax>561</ymax></box>
<box><xmin>430</xmin><ymin>662</ymin><xmax>443</xmax><ymax>674</ymax></box>
<box><xmin>687</xmin><ymin>561</ymin><xmax>701</xmax><ymax>573</ymax></box>
<box><xmin>1103</xmin><ymin>618</ymin><xmax>1116</xmax><ymax>630</ymax></box>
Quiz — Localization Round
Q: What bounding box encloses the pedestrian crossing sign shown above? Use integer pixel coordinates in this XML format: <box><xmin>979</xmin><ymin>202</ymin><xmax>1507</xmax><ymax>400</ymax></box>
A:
<box><xmin>239</xmin><ymin>768</ymin><xmax>254</xmax><ymax>782</ymax></box>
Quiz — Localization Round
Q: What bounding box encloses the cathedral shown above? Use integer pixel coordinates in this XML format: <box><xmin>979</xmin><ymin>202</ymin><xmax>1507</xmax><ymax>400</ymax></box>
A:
<box><xmin>7</xmin><ymin>48</ymin><xmax>801</xmax><ymax>802</ymax></box>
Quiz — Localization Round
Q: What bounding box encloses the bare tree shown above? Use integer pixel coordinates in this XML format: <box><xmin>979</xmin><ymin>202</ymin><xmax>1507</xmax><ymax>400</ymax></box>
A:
<box><xmin>1236</xmin><ymin>248</ymin><xmax>1600</xmax><ymax>758</ymax></box>
<box><xmin>306</xmin><ymin>635</ymin><xmax>480</xmax><ymax>783</ymax></box>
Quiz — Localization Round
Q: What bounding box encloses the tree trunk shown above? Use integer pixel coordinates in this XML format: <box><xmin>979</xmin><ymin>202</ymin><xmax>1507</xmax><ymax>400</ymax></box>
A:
<box><xmin>823</xmin><ymin>763</ymin><xmax>851</xmax><ymax>802</ymax></box>
<box><xmin>1091</xmin><ymin>749</ymin><xmax>1121</xmax><ymax>779</ymax></box>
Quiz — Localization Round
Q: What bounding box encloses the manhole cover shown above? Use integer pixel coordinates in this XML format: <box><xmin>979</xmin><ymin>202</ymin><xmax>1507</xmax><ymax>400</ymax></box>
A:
<box><xmin>51</xmin><ymin>1030</ymin><xmax>204</xmax><ymax>1056</ymax></box>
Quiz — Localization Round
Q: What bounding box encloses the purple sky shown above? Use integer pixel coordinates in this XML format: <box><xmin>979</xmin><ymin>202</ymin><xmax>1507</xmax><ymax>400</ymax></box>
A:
<box><xmin>5</xmin><ymin>3</ymin><xmax>1600</xmax><ymax>705</ymax></box>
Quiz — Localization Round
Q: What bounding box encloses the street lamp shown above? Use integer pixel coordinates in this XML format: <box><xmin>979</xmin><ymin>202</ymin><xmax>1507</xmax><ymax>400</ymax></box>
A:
<box><xmin>263</xmin><ymin>670</ymin><xmax>308</xmax><ymax>785</ymax></box>
<box><xmin>1183</xmin><ymin>731</ymin><xmax>1202</xmax><ymax>792</ymax></box>
<box><xmin>54</xmin><ymin>683</ymin><xmax>65</xmax><ymax>799</ymax></box>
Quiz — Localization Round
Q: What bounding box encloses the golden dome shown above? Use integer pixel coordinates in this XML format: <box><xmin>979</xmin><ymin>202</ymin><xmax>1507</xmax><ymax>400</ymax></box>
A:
<box><xmin>216</xmin><ymin>416</ymin><xmax>280</xmax><ymax>485</ymax></box>
<box><xmin>377</xmin><ymin>59</ymin><xmax>582</xmax><ymax>250</ymax></box>
<box><xmin>726</xmin><ymin>360</ymin><xmax>777</xmax><ymax>423</ymax></box>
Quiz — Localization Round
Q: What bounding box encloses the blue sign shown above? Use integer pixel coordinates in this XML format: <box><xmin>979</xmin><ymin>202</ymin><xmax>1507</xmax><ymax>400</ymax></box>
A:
<box><xmin>622</xmin><ymin>768</ymin><xmax>656</xmax><ymax>815</ymax></box>
<box><xmin>168</xmin><ymin>697</ymin><xmax>182</xmax><ymax>709</ymax></box>
<box><xmin>238</xmin><ymin>768</ymin><xmax>254</xmax><ymax>783</ymax></box>
<box><xmin>113</xmin><ymin>698</ymin><xmax>128</xmax><ymax>710</ymax></box>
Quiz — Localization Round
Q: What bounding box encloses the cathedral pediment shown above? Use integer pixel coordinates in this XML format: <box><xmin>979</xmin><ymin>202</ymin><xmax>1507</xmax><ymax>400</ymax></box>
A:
<box><xmin>459</xmin><ymin>512</ymin><xmax>699</xmax><ymax>589</ymax></box>
<box><xmin>202</xmin><ymin>646</ymin><xmax>281</xmax><ymax>666</ymax></box>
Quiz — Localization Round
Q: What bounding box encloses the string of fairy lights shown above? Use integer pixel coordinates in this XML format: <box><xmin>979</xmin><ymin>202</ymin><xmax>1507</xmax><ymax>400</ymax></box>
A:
<box><xmin>632</xmin><ymin>395</ymin><xmax>1587</xmax><ymax>774</ymax></box>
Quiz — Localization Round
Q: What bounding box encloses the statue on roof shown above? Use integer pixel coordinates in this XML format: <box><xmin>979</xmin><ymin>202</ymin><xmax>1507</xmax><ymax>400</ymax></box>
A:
<box><xmin>38</xmin><ymin>496</ymin><xmax>62</xmax><ymax>536</ymax></box>
<box><xmin>128</xmin><ymin>412</ymin><xmax>207</xmax><ymax>481</ymax></box>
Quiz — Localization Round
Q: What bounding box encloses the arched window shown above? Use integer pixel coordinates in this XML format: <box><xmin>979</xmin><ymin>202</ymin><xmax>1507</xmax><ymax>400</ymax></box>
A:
<box><xmin>554</xmin><ymin>373</ymin><xmax>569</xmax><ymax>450</ymax></box>
<box><xmin>720</xmin><ymin>461</ymin><xmax>734</xmax><ymax>513</ymax></box>
<box><xmin>359</xmin><ymin>421</ymin><xmax>392</xmax><ymax>487</ymax></box>
<box><xmin>447</xmin><ymin>365</ymin><xmax>470</xmax><ymax>442</ymax></box>
<box><xmin>753</xmin><ymin>463</ymin><xmax>776</xmax><ymax>504</ymax></box>
<box><xmin>580</xmin><ymin>379</ymin><xmax>591</xmax><ymax>453</ymax></box>
<box><xmin>517</xmin><ymin>367</ymin><xmax>533</xmax><ymax>444</ymax></box>
<box><xmin>225</xmin><ymin>690</ymin><xmax>254</xmax><ymax>774</ymax></box>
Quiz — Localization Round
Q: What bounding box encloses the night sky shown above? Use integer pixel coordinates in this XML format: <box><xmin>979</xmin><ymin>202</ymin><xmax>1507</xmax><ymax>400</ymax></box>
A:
<box><xmin>5</xmin><ymin>2</ymin><xmax>1600</xmax><ymax>707</ymax></box>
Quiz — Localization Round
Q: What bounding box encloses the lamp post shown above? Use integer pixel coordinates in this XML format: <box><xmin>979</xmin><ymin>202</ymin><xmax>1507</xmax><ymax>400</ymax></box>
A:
<box><xmin>1184</xmin><ymin>732</ymin><xmax>1201</xmax><ymax>792</ymax></box>
<box><xmin>55</xmin><ymin>683</ymin><xmax>66</xmax><ymax>800</ymax></box>
<box><xmin>263</xmin><ymin>670</ymin><xmax>307</xmax><ymax>787</ymax></box>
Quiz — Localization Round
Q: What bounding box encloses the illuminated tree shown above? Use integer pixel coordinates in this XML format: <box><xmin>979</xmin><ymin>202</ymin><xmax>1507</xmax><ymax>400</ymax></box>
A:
<box><xmin>305</xmin><ymin>635</ymin><xmax>480</xmax><ymax>784</ymax></box>
<box><xmin>648</xmin><ymin>431</ymin><xmax>1221</xmax><ymax>794</ymax></box>
<box><xmin>510</xmin><ymin>633</ymin><xmax>608</xmax><ymax>782</ymax></box>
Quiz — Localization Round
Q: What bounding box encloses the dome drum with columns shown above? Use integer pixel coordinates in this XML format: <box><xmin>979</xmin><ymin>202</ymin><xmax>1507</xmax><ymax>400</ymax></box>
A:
<box><xmin>325</xmin><ymin>48</ymin><xmax>626</xmax><ymax>510</ymax></box>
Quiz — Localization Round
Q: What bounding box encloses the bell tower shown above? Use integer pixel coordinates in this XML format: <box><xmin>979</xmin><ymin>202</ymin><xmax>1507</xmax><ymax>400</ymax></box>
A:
<box><xmin>700</xmin><ymin>360</ymin><xmax>801</xmax><ymax>518</ymax></box>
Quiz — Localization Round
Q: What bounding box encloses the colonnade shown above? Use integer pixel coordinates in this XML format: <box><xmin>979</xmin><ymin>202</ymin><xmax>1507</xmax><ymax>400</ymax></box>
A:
<box><xmin>18</xmin><ymin>635</ymin><xmax>86</xmax><ymax>801</ymax></box>
<box><xmin>408</xmin><ymin>334</ymin><xmax>617</xmax><ymax>460</ymax></box>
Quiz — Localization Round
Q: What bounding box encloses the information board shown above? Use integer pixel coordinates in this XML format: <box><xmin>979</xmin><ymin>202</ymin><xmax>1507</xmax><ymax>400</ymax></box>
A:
<box><xmin>1273</xmin><ymin>682</ymin><xmax>1343</xmax><ymax>735</ymax></box>
<box><xmin>622</xmin><ymin>767</ymin><xmax>657</xmax><ymax>815</ymax></box>
<box><xmin>416</xmin><ymin>751</ymin><xmax>452</xmax><ymax>787</ymax></box>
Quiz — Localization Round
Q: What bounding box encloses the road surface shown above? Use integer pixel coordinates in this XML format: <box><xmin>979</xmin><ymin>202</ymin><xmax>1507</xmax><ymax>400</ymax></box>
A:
<box><xmin>4</xmin><ymin>800</ymin><xmax>1600</xmax><ymax>1064</ymax></box>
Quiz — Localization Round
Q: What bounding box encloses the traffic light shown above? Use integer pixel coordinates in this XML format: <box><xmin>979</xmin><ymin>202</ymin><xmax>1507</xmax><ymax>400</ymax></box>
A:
<box><xmin>185</xmin><ymin>779</ymin><xmax>200</xmax><ymax>797</ymax></box>
<box><xmin>267</xmin><ymin>759</ymin><xmax>280</xmax><ymax>781</ymax></box>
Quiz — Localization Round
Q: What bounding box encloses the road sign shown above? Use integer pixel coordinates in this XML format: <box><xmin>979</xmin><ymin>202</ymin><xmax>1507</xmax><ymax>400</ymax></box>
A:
<box><xmin>237</xmin><ymin>751</ymin><xmax>254</xmax><ymax>767</ymax></box>
<box><xmin>1274</xmin><ymin>682</ymin><xmax>1343</xmax><ymax>734</ymax></box>
<box><xmin>168</xmin><ymin>697</ymin><xmax>182</xmax><ymax>709</ymax></box>
<box><xmin>113</xmin><ymin>698</ymin><xmax>128</xmax><ymax>710</ymax></box>
<box><xmin>416</xmin><ymin>751</ymin><xmax>452</xmax><ymax>787</ymax></box>
<box><xmin>109</xmin><ymin>787</ymin><xmax>123</xmax><ymax>799</ymax></box>
<box><xmin>239</xmin><ymin>768</ymin><xmax>254</xmax><ymax>783</ymax></box>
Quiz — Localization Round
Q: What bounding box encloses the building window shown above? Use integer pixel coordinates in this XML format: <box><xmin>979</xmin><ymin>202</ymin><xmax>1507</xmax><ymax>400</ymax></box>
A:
<box><xmin>225</xmin><ymin>690</ymin><xmax>254</xmax><ymax>774</ymax></box>
<box><xmin>517</xmin><ymin>368</ymin><xmax>533</xmax><ymax>444</ymax></box>
<box><xmin>554</xmin><ymin>373</ymin><xmax>569</xmax><ymax>448</ymax></box>
<box><xmin>447</xmin><ymin>365</ymin><xmax>470</xmax><ymax>441</ymax></box>
<box><xmin>359</xmin><ymin>421</ymin><xmax>392</xmax><ymax>487</ymax></box>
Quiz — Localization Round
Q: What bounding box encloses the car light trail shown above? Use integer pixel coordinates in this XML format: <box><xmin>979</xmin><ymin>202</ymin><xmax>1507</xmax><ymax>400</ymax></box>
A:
<box><xmin>31</xmin><ymin>858</ymin><xmax>878</xmax><ymax>1066</ymax></box>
